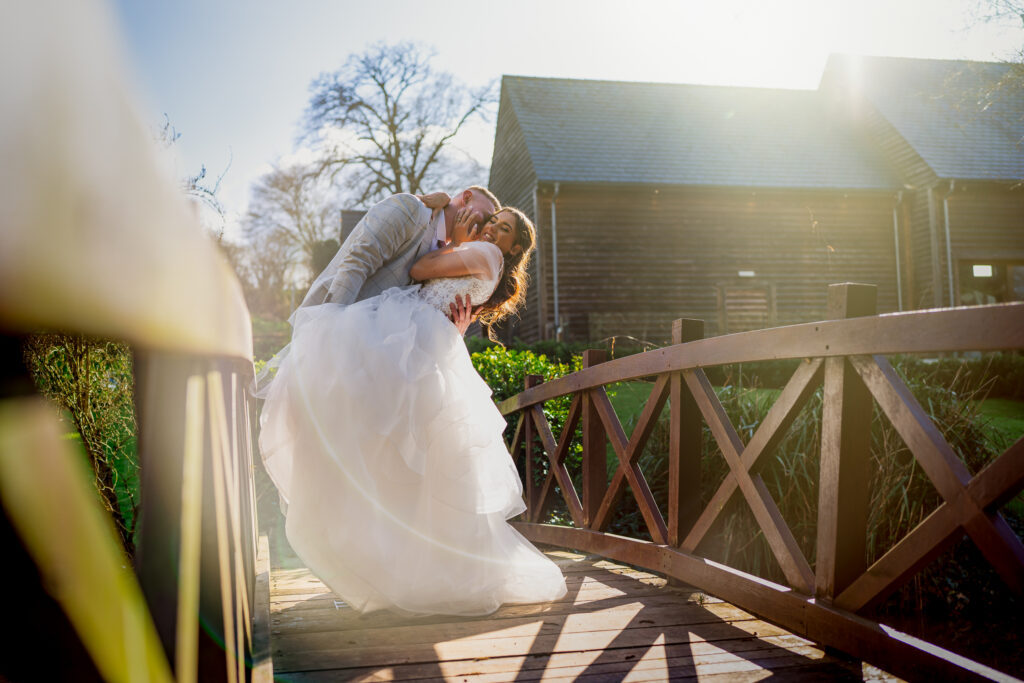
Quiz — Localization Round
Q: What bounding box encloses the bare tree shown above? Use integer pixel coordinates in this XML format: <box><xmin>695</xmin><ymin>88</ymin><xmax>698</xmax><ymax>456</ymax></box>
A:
<box><xmin>221</xmin><ymin>231</ymin><xmax>294</xmax><ymax>319</ymax></box>
<box><xmin>156</xmin><ymin>114</ymin><xmax>231</xmax><ymax>240</ymax></box>
<box><xmin>244</xmin><ymin>161</ymin><xmax>339</xmax><ymax>282</ymax></box>
<box><xmin>971</xmin><ymin>0</ymin><xmax>1024</xmax><ymax>32</ymax></box>
<box><xmin>303</xmin><ymin>42</ymin><xmax>495</xmax><ymax>205</ymax></box>
<box><xmin>956</xmin><ymin>1</ymin><xmax>1024</xmax><ymax>150</ymax></box>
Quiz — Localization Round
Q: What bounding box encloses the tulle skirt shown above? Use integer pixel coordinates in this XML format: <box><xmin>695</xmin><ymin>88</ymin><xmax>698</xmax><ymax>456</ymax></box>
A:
<box><xmin>258</xmin><ymin>287</ymin><xmax>567</xmax><ymax>616</ymax></box>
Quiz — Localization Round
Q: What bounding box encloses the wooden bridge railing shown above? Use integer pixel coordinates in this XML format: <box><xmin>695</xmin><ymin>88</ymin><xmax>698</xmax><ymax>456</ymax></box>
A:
<box><xmin>0</xmin><ymin>4</ymin><xmax>269</xmax><ymax>675</ymax></box>
<box><xmin>134</xmin><ymin>352</ymin><xmax>267</xmax><ymax>683</ymax></box>
<box><xmin>1</xmin><ymin>346</ymin><xmax>267</xmax><ymax>683</ymax></box>
<box><xmin>499</xmin><ymin>283</ymin><xmax>1024</xmax><ymax>682</ymax></box>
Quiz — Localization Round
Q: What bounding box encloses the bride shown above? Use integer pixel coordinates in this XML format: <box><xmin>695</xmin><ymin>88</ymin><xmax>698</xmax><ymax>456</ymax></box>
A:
<box><xmin>257</xmin><ymin>202</ymin><xmax>567</xmax><ymax>616</ymax></box>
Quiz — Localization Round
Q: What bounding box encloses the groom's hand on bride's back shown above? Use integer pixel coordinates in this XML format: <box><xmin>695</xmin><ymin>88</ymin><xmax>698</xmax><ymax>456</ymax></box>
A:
<box><xmin>449</xmin><ymin>294</ymin><xmax>477</xmax><ymax>336</ymax></box>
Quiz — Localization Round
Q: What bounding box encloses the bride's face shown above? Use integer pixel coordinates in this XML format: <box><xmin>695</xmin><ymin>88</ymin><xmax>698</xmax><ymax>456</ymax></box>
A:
<box><xmin>477</xmin><ymin>211</ymin><xmax>522</xmax><ymax>256</ymax></box>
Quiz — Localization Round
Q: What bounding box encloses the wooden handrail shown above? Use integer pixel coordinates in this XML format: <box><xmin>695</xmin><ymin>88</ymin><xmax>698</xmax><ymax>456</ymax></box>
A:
<box><xmin>501</xmin><ymin>285</ymin><xmax>1024</xmax><ymax>682</ymax></box>
<box><xmin>498</xmin><ymin>301</ymin><xmax>1024</xmax><ymax>415</ymax></box>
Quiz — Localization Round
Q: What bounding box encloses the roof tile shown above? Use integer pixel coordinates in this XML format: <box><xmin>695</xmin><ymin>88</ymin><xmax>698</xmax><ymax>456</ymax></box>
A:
<box><xmin>503</xmin><ymin>75</ymin><xmax>901</xmax><ymax>189</ymax></box>
<box><xmin>823</xmin><ymin>55</ymin><xmax>1024</xmax><ymax>181</ymax></box>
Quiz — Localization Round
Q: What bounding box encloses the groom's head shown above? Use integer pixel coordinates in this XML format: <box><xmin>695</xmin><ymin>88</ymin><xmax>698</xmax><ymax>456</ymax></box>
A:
<box><xmin>446</xmin><ymin>186</ymin><xmax>500</xmax><ymax>239</ymax></box>
<box><xmin>457</xmin><ymin>186</ymin><xmax>499</xmax><ymax>220</ymax></box>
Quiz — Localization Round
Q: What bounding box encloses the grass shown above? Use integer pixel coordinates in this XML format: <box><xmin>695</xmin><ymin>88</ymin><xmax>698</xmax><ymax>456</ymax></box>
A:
<box><xmin>608</xmin><ymin>381</ymin><xmax>786</xmax><ymax>428</ymax></box>
<box><xmin>976</xmin><ymin>397</ymin><xmax>1024</xmax><ymax>517</ymax></box>
<box><xmin>976</xmin><ymin>397</ymin><xmax>1024</xmax><ymax>446</ymax></box>
<box><xmin>606</xmin><ymin>381</ymin><xmax>655</xmax><ymax>425</ymax></box>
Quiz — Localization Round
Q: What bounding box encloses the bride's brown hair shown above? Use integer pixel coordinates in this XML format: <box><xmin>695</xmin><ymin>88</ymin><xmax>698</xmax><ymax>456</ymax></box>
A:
<box><xmin>475</xmin><ymin>207</ymin><xmax>536</xmax><ymax>331</ymax></box>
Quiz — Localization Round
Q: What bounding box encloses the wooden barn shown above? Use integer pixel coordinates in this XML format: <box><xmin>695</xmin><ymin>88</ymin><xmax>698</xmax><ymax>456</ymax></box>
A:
<box><xmin>821</xmin><ymin>55</ymin><xmax>1024</xmax><ymax>310</ymax></box>
<box><xmin>488</xmin><ymin>56</ymin><xmax>1024</xmax><ymax>343</ymax></box>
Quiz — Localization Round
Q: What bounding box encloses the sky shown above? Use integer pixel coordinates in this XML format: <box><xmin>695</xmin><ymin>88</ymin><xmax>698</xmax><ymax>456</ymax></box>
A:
<box><xmin>111</xmin><ymin>0</ymin><xmax>1022</xmax><ymax>239</ymax></box>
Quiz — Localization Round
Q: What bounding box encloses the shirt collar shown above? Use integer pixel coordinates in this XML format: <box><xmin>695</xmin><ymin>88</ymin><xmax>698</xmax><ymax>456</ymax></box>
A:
<box><xmin>432</xmin><ymin>209</ymin><xmax>446</xmax><ymax>246</ymax></box>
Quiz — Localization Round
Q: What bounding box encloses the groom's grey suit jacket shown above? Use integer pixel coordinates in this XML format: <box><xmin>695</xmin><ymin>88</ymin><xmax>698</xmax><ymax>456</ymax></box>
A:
<box><xmin>304</xmin><ymin>193</ymin><xmax>437</xmax><ymax>307</ymax></box>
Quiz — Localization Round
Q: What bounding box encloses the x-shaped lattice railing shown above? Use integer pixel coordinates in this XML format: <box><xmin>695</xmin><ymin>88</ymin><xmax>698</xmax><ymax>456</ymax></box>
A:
<box><xmin>507</xmin><ymin>311</ymin><xmax>1024</xmax><ymax>611</ymax></box>
<box><xmin>500</xmin><ymin>288</ymin><xmax>1024</xmax><ymax>681</ymax></box>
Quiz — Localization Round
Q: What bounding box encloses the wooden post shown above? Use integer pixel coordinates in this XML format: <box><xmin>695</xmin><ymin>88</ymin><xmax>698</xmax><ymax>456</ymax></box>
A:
<box><xmin>135</xmin><ymin>353</ymin><xmax>257</xmax><ymax>683</ymax></box>
<box><xmin>582</xmin><ymin>350</ymin><xmax>608</xmax><ymax>528</ymax></box>
<box><xmin>669</xmin><ymin>319</ymin><xmax>704</xmax><ymax>547</ymax></box>
<box><xmin>816</xmin><ymin>284</ymin><xmax>877</xmax><ymax>602</ymax></box>
<box><xmin>134</xmin><ymin>351</ymin><xmax>192</xmax><ymax>668</ymax></box>
<box><xmin>523</xmin><ymin>374</ymin><xmax>542</xmax><ymax>517</ymax></box>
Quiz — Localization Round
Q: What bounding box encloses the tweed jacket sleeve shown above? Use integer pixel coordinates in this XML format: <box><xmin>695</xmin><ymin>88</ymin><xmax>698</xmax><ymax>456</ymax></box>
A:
<box><xmin>316</xmin><ymin>194</ymin><xmax>432</xmax><ymax>307</ymax></box>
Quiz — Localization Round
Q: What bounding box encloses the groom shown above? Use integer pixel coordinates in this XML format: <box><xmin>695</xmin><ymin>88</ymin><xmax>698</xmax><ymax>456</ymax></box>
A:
<box><xmin>303</xmin><ymin>187</ymin><xmax>499</xmax><ymax>327</ymax></box>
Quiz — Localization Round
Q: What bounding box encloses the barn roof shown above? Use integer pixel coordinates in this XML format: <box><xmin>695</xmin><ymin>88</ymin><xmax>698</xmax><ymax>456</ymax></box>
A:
<box><xmin>501</xmin><ymin>75</ymin><xmax>901</xmax><ymax>190</ymax></box>
<box><xmin>821</xmin><ymin>55</ymin><xmax>1024</xmax><ymax>182</ymax></box>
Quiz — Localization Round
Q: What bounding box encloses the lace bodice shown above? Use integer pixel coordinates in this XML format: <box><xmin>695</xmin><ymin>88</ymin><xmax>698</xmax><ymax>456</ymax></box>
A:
<box><xmin>416</xmin><ymin>241</ymin><xmax>503</xmax><ymax>314</ymax></box>
<box><xmin>418</xmin><ymin>275</ymin><xmax>496</xmax><ymax>313</ymax></box>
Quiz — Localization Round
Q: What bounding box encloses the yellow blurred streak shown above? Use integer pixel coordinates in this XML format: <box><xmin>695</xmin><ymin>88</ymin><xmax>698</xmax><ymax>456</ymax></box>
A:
<box><xmin>175</xmin><ymin>375</ymin><xmax>206</xmax><ymax>683</ymax></box>
<box><xmin>207</xmin><ymin>372</ymin><xmax>240</xmax><ymax>683</ymax></box>
<box><xmin>0</xmin><ymin>396</ymin><xmax>174</xmax><ymax>683</ymax></box>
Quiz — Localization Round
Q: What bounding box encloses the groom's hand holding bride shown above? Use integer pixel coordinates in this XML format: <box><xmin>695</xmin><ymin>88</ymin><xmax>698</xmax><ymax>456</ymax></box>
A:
<box><xmin>449</xmin><ymin>294</ymin><xmax>475</xmax><ymax>335</ymax></box>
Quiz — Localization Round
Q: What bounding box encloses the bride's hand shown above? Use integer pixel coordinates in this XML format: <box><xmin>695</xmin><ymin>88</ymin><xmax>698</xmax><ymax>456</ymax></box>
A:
<box><xmin>452</xmin><ymin>207</ymin><xmax>483</xmax><ymax>244</ymax></box>
<box><xmin>417</xmin><ymin>191</ymin><xmax>450</xmax><ymax>209</ymax></box>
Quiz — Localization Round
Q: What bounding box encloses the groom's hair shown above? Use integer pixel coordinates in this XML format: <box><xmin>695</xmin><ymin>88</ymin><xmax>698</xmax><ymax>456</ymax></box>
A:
<box><xmin>467</xmin><ymin>185</ymin><xmax>500</xmax><ymax>211</ymax></box>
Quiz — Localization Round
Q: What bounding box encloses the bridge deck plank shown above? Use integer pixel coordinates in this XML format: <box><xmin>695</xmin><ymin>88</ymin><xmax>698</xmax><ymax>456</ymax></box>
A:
<box><xmin>269</xmin><ymin>543</ymin><xmax>900</xmax><ymax>682</ymax></box>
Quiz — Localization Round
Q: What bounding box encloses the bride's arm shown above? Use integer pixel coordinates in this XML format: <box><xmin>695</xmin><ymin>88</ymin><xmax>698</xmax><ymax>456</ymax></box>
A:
<box><xmin>409</xmin><ymin>244</ymin><xmax>485</xmax><ymax>280</ymax></box>
<box><xmin>409</xmin><ymin>208</ymin><xmax>493</xmax><ymax>280</ymax></box>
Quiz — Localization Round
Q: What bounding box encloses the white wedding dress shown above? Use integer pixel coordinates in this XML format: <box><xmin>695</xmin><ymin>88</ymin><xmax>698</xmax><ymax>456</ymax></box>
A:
<box><xmin>257</xmin><ymin>240</ymin><xmax>567</xmax><ymax>616</ymax></box>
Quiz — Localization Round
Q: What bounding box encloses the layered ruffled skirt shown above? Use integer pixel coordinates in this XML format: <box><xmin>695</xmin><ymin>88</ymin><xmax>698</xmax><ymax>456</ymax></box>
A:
<box><xmin>258</xmin><ymin>287</ymin><xmax>566</xmax><ymax>615</ymax></box>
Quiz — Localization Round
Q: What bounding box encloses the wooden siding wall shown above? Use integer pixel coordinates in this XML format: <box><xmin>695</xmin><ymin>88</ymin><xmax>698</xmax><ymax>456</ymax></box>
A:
<box><xmin>526</xmin><ymin>185</ymin><xmax>900</xmax><ymax>342</ymax></box>
<box><xmin>488</xmin><ymin>83</ymin><xmax>540</xmax><ymax>341</ymax></box>
<box><xmin>908</xmin><ymin>190</ymin><xmax>938</xmax><ymax>308</ymax></box>
<box><xmin>948</xmin><ymin>185</ymin><xmax>1024</xmax><ymax>302</ymax></box>
<box><xmin>858</xmin><ymin>106</ymin><xmax>942</xmax><ymax>308</ymax></box>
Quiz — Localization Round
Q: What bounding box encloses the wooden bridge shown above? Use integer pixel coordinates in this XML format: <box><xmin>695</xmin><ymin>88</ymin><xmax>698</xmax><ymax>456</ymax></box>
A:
<box><xmin>4</xmin><ymin>15</ymin><xmax>1021</xmax><ymax>679</ymax></box>
<box><xmin>266</xmin><ymin>534</ymin><xmax>895</xmax><ymax>681</ymax></box>
<box><xmin>5</xmin><ymin>283</ymin><xmax>1023</xmax><ymax>682</ymax></box>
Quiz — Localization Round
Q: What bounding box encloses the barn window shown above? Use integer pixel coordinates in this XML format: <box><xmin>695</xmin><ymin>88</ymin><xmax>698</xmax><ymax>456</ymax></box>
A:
<box><xmin>716</xmin><ymin>283</ymin><xmax>776</xmax><ymax>334</ymax></box>
<box><xmin>958</xmin><ymin>260</ymin><xmax>1024</xmax><ymax>305</ymax></box>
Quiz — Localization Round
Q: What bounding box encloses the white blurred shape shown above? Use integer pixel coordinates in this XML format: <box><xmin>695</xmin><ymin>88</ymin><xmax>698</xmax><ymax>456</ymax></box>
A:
<box><xmin>0</xmin><ymin>0</ymin><xmax>251</xmax><ymax>360</ymax></box>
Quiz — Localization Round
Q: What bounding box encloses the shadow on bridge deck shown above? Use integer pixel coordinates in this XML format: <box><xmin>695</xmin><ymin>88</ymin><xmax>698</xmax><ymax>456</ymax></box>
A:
<box><xmin>265</xmin><ymin>534</ymin><xmax>901</xmax><ymax>682</ymax></box>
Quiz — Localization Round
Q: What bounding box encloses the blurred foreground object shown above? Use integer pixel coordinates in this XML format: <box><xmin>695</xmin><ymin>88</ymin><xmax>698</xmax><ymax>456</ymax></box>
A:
<box><xmin>0</xmin><ymin>0</ymin><xmax>251</xmax><ymax>358</ymax></box>
<box><xmin>0</xmin><ymin>0</ymin><xmax>264</xmax><ymax>681</ymax></box>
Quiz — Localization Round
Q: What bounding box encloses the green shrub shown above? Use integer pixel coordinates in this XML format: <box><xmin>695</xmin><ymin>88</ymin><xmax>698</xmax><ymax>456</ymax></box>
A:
<box><xmin>470</xmin><ymin>346</ymin><xmax>588</xmax><ymax>508</ymax></box>
<box><xmin>464</xmin><ymin>334</ymin><xmax>500</xmax><ymax>356</ymax></box>
<box><xmin>253</xmin><ymin>315</ymin><xmax>291</xmax><ymax>363</ymax></box>
<box><xmin>470</xmin><ymin>345</ymin><xmax>580</xmax><ymax>443</ymax></box>
<box><xmin>22</xmin><ymin>334</ymin><xmax>138</xmax><ymax>555</ymax></box>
